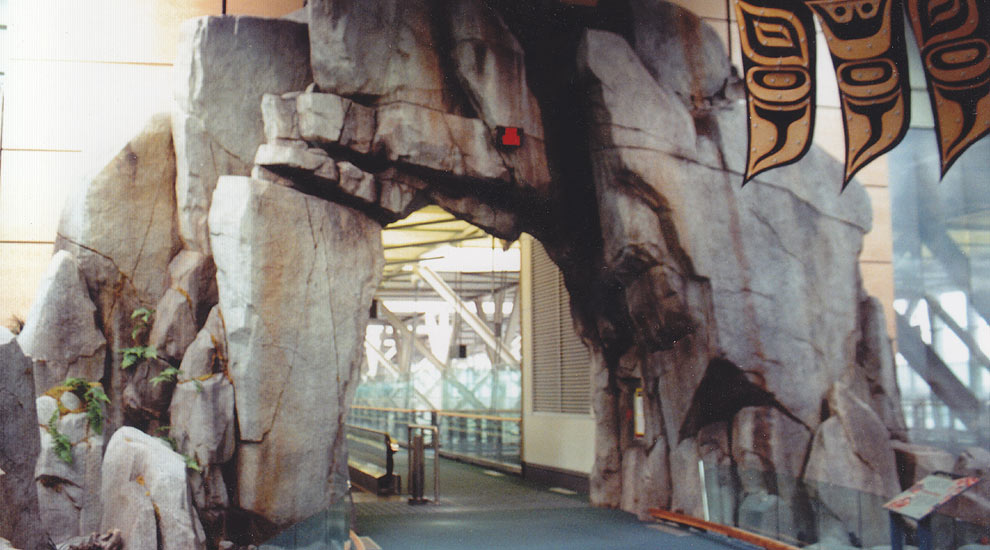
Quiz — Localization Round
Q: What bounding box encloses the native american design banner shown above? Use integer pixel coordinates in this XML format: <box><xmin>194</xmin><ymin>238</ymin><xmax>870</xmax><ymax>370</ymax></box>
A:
<box><xmin>735</xmin><ymin>0</ymin><xmax>817</xmax><ymax>182</ymax></box>
<box><xmin>807</xmin><ymin>0</ymin><xmax>912</xmax><ymax>187</ymax></box>
<box><xmin>905</xmin><ymin>0</ymin><xmax>990</xmax><ymax>176</ymax></box>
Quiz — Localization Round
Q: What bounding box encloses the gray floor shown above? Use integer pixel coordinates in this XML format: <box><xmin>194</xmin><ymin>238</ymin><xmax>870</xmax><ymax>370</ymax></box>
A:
<box><xmin>349</xmin><ymin>436</ymin><xmax>756</xmax><ymax>550</ymax></box>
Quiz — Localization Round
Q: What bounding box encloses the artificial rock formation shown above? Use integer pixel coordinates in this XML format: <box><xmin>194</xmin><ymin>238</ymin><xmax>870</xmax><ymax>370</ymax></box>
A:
<box><xmin>18</xmin><ymin>251</ymin><xmax>106</xmax><ymax>397</ymax></box>
<box><xmin>100</xmin><ymin>427</ymin><xmax>206</xmax><ymax>550</ymax></box>
<box><xmin>209</xmin><ymin>175</ymin><xmax>383</xmax><ymax>535</ymax></box>
<box><xmin>56</xmin><ymin>113</ymin><xmax>181</xmax><ymax>434</ymax></box>
<box><xmin>0</xmin><ymin>329</ymin><xmax>45</xmax><ymax>550</ymax></box>
<box><xmin>35</xmin><ymin>396</ymin><xmax>104</xmax><ymax>545</ymax></box>
<box><xmin>7</xmin><ymin>1</ymin><xmax>914</xmax><ymax>546</ymax></box>
<box><xmin>173</xmin><ymin>16</ymin><xmax>312</xmax><ymax>255</ymax></box>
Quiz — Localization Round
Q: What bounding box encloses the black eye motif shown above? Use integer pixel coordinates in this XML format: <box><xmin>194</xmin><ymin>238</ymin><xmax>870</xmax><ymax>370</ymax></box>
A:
<box><xmin>862</xmin><ymin>3</ymin><xmax>875</xmax><ymax>14</ymax></box>
<box><xmin>835</xmin><ymin>6</ymin><xmax>847</xmax><ymax>16</ymax></box>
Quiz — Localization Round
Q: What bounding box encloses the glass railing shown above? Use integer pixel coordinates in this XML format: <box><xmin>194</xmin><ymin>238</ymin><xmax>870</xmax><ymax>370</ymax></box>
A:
<box><xmin>259</xmin><ymin>494</ymin><xmax>351</xmax><ymax>550</ymax></box>
<box><xmin>348</xmin><ymin>406</ymin><xmax>521</xmax><ymax>470</ymax></box>
<box><xmin>700</xmin><ymin>463</ymin><xmax>988</xmax><ymax>550</ymax></box>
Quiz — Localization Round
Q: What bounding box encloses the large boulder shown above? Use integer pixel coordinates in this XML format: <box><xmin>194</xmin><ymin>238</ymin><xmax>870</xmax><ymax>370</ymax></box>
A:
<box><xmin>55</xmin><ymin>113</ymin><xmax>180</xmax><ymax>434</ymax></box>
<box><xmin>308</xmin><ymin>0</ymin><xmax>453</xmax><ymax>112</ymax></box>
<box><xmin>17</xmin><ymin>251</ymin><xmax>106</xmax><ymax>396</ymax></box>
<box><xmin>34</xmin><ymin>396</ymin><xmax>104</xmax><ymax>545</ymax></box>
<box><xmin>148</xmin><ymin>250</ymin><xmax>218</xmax><ymax>364</ymax></box>
<box><xmin>628</xmin><ymin>0</ymin><xmax>733</xmax><ymax>110</ymax></box>
<box><xmin>208</xmin><ymin>176</ymin><xmax>383</xmax><ymax>535</ymax></box>
<box><xmin>100</xmin><ymin>427</ymin><xmax>206</xmax><ymax>550</ymax></box>
<box><xmin>804</xmin><ymin>384</ymin><xmax>899</xmax><ymax>546</ymax></box>
<box><xmin>0</xmin><ymin>329</ymin><xmax>45</xmax><ymax>550</ymax></box>
<box><xmin>173</xmin><ymin>15</ymin><xmax>312</xmax><ymax>254</ymax></box>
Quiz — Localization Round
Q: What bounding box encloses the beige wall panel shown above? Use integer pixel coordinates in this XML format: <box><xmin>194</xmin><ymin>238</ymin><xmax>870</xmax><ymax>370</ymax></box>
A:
<box><xmin>2</xmin><ymin>60</ymin><xmax>173</xmax><ymax>154</ymax></box>
<box><xmin>862</xmin><ymin>261</ymin><xmax>897</xmax><ymax>337</ymax></box>
<box><xmin>861</xmin><ymin>186</ymin><xmax>894</xmax><ymax>264</ymax></box>
<box><xmin>0</xmin><ymin>242</ymin><xmax>54</xmax><ymax>323</ymax></box>
<box><xmin>9</xmin><ymin>1</ymin><xmax>220</xmax><ymax>65</ymax></box>
<box><xmin>664</xmin><ymin>0</ymin><xmax>728</xmax><ymax>20</ymax></box>
<box><xmin>226</xmin><ymin>0</ymin><xmax>304</xmax><ymax>18</ymax></box>
<box><xmin>0</xmin><ymin>150</ymin><xmax>83</xmax><ymax>242</ymax></box>
<box><xmin>813</xmin><ymin>105</ymin><xmax>845</xmax><ymax>164</ymax></box>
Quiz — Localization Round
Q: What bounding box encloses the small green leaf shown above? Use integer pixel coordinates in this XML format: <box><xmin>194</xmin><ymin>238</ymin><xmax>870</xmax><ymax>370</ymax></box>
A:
<box><xmin>48</xmin><ymin>410</ymin><xmax>73</xmax><ymax>465</ymax></box>
<box><xmin>151</xmin><ymin>367</ymin><xmax>180</xmax><ymax>387</ymax></box>
<box><xmin>193</xmin><ymin>379</ymin><xmax>204</xmax><ymax>394</ymax></box>
<box><xmin>121</xmin><ymin>354</ymin><xmax>137</xmax><ymax>369</ymax></box>
<box><xmin>184</xmin><ymin>454</ymin><xmax>202</xmax><ymax>473</ymax></box>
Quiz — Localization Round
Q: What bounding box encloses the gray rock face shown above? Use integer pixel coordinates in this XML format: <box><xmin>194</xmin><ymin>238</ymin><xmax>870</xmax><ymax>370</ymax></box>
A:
<box><xmin>57</xmin><ymin>114</ymin><xmax>181</xmax><ymax>306</ymax></box>
<box><xmin>890</xmin><ymin>441</ymin><xmax>955</xmax><ymax>487</ymax></box>
<box><xmin>173</xmin><ymin>15</ymin><xmax>312</xmax><ymax>254</ymax></box>
<box><xmin>169</xmin><ymin>373</ymin><xmax>235</xmax><ymax>512</ymax></box>
<box><xmin>149</xmin><ymin>250</ymin><xmax>218</xmax><ymax>364</ymax></box>
<box><xmin>308</xmin><ymin>0</ymin><xmax>451</xmax><ymax>112</ymax></box>
<box><xmin>575</xmin><ymin>21</ymin><xmax>898</xmax><ymax>541</ymax></box>
<box><xmin>448</xmin><ymin>0</ymin><xmax>551</xmax><ymax>191</ymax></box>
<box><xmin>35</xmin><ymin>396</ymin><xmax>103</xmax><ymax>545</ymax></box>
<box><xmin>209</xmin><ymin>176</ymin><xmax>383</xmax><ymax>533</ymax></box>
<box><xmin>54</xmin><ymin>113</ymin><xmax>180</xmax><ymax>434</ymax></box>
<box><xmin>628</xmin><ymin>0</ymin><xmax>733</xmax><ymax>110</ymax></box>
<box><xmin>804</xmin><ymin>385</ymin><xmax>899</xmax><ymax>546</ymax></box>
<box><xmin>18</xmin><ymin>251</ymin><xmax>106</xmax><ymax>396</ymax></box>
<box><xmin>0</xmin><ymin>330</ymin><xmax>45</xmax><ymax>550</ymax></box>
<box><xmin>100</xmin><ymin>427</ymin><xmax>206</xmax><ymax>550</ymax></box>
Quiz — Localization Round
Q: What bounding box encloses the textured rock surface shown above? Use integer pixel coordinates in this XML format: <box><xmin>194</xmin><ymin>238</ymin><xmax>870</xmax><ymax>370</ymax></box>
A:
<box><xmin>573</xmin><ymin>20</ymin><xmax>899</xmax><ymax>543</ymax></box>
<box><xmin>149</xmin><ymin>250</ymin><xmax>218</xmax><ymax>364</ymax></box>
<box><xmin>18</xmin><ymin>251</ymin><xmax>106</xmax><ymax>396</ymax></box>
<box><xmin>170</xmin><ymin>373</ymin><xmax>235</xmax><ymax>513</ymax></box>
<box><xmin>54</xmin><ymin>114</ymin><xmax>180</xmax><ymax>434</ymax></box>
<box><xmin>173</xmin><ymin>15</ymin><xmax>311</xmax><ymax>253</ymax></box>
<box><xmin>100</xmin><ymin>427</ymin><xmax>206</xmax><ymax>550</ymax></box>
<box><xmin>308</xmin><ymin>0</ymin><xmax>452</xmax><ymax>112</ymax></box>
<box><xmin>628</xmin><ymin>0</ymin><xmax>733</xmax><ymax>110</ymax></box>
<box><xmin>890</xmin><ymin>441</ymin><xmax>955</xmax><ymax>487</ymax></box>
<box><xmin>209</xmin><ymin>176</ymin><xmax>383</xmax><ymax>533</ymax></box>
<box><xmin>448</xmin><ymin>0</ymin><xmax>551</xmax><ymax>191</ymax></box>
<box><xmin>804</xmin><ymin>385</ymin><xmax>899</xmax><ymax>546</ymax></box>
<box><xmin>35</xmin><ymin>397</ymin><xmax>103</xmax><ymax>545</ymax></box>
<box><xmin>0</xmin><ymin>330</ymin><xmax>45</xmax><ymax>550</ymax></box>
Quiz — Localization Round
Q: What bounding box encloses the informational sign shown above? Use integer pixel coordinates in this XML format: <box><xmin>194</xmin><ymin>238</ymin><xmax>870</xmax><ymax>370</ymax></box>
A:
<box><xmin>883</xmin><ymin>474</ymin><xmax>980</xmax><ymax>520</ymax></box>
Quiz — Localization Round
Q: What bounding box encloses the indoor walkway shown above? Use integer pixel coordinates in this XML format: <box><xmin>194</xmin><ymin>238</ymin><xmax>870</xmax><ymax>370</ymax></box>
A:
<box><xmin>351</xmin><ymin>448</ymin><xmax>759</xmax><ymax>550</ymax></box>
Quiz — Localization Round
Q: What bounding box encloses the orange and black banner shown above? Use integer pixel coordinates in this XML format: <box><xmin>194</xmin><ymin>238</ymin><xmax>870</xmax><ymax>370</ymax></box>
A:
<box><xmin>735</xmin><ymin>0</ymin><xmax>817</xmax><ymax>182</ymax></box>
<box><xmin>905</xmin><ymin>0</ymin><xmax>990</xmax><ymax>176</ymax></box>
<box><xmin>808</xmin><ymin>0</ymin><xmax>912</xmax><ymax>188</ymax></box>
<box><xmin>735</xmin><ymin>0</ymin><xmax>989</xmax><ymax>187</ymax></box>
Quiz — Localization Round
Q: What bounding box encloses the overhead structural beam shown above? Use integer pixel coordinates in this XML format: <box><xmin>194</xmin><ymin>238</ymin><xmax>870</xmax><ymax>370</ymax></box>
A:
<box><xmin>896</xmin><ymin>313</ymin><xmax>983</xmax><ymax>430</ymax></box>
<box><xmin>364</xmin><ymin>338</ymin><xmax>436</xmax><ymax>409</ymax></box>
<box><xmin>413</xmin><ymin>265</ymin><xmax>521</xmax><ymax>367</ymax></box>
<box><xmin>380</xmin><ymin>304</ymin><xmax>487</xmax><ymax>410</ymax></box>
<box><xmin>925</xmin><ymin>295</ymin><xmax>990</xmax><ymax>371</ymax></box>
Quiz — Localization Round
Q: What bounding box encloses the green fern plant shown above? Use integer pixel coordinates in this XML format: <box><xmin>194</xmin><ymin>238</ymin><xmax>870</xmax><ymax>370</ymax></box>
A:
<box><xmin>156</xmin><ymin>426</ymin><xmax>202</xmax><ymax>473</ymax></box>
<box><xmin>63</xmin><ymin>377</ymin><xmax>110</xmax><ymax>435</ymax></box>
<box><xmin>151</xmin><ymin>366</ymin><xmax>180</xmax><ymax>387</ymax></box>
<box><xmin>120</xmin><ymin>345</ymin><xmax>157</xmax><ymax>369</ymax></box>
<box><xmin>47</xmin><ymin>410</ymin><xmax>73</xmax><ymax>464</ymax></box>
<box><xmin>130</xmin><ymin>307</ymin><xmax>155</xmax><ymax>341</ymax></box>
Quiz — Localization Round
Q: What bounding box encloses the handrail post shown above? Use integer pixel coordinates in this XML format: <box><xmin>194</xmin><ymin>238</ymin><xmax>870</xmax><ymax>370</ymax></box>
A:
<box><xmin>407</xmin><ymin>424</ymin><xmax>440</xmax><ymax>504</ymax></box>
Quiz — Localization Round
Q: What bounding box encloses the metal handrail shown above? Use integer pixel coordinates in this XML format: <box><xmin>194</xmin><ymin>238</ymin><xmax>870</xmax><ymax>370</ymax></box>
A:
<box><xmin>407</xmin><ymin>424</ymin><xmax>440</xmax><ymax>503</ymax></box>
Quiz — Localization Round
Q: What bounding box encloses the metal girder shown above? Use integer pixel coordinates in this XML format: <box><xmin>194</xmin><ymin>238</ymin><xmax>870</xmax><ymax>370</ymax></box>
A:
<box><xmin>380</xmin><ymin>304</ymin><xmax>488</xmax><ymax>410</ymax></box>
<box><xmin>413</xmin><ymin>265</ymin><xmax>521</xmax><ymax>367</ymax></box>
<box><xmin>365</xmin><ymin>338</ymin><xmax>437</xmax><ymax>409</ymax></box>
<box><xmin>896</xmin><ymin>313</ymin><xmax>983</xmax><ymax>430</ymax></box>
<box><xmin>925</xmin><ymin>295</ymin><xmax>990</xmax><ymax>371</ymax></box>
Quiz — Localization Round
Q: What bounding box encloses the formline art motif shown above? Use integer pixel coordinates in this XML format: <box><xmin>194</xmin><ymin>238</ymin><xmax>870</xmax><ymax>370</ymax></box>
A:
<box><xmin>735</xmin><ymin>0</ymin><xmax>989</xmax><ymax>186</ymax></box>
